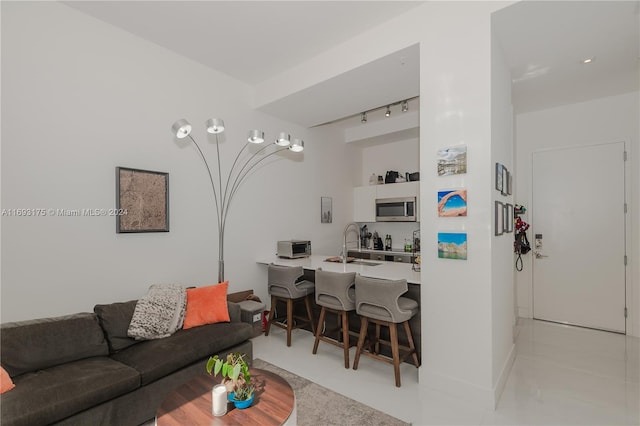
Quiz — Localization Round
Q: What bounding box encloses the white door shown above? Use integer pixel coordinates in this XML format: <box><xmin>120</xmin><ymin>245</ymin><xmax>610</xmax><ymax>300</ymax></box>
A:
<box><xmin>532</xmin><ymin>142</ymin><xmax>626</xmax><ymax>333</ymax></box>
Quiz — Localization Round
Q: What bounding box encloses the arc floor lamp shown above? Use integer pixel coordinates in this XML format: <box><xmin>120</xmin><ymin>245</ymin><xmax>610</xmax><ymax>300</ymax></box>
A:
<box><xmin>171</xmin><ymin>118</ymin><xmax>305</xmax><ymax>282</ymax></box>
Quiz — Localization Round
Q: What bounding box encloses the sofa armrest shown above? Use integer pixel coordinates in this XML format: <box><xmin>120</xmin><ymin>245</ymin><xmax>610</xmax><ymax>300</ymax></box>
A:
<box><xmin>228</xmin><ymin>302</ymin><xmax>241</xmax><ymax>323</ymax></box>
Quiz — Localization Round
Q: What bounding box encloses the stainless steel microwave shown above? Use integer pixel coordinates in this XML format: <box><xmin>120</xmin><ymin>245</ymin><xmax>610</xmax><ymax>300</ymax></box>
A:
<box><xmin>375</xmin><ymin>197</ymin><xmax>417</xmax><ymax>222</ymax></box>
<box><xmin>277</xmin><ymin>240</ymin><xmax>311</xmax><ymax>258</ymax></box>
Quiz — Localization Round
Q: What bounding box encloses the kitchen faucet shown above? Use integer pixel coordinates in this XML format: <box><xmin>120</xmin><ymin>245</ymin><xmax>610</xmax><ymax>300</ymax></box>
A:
<box><xmin>342</xmin><ymin>222</ymin><xmax>361</xmax><ymax>263</ymax></box>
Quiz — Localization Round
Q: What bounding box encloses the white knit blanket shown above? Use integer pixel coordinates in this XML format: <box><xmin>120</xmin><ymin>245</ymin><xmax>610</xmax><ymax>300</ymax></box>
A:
<box><xmin>127</xmin><ymin>284</ymin><xmax>186</xmax><ymax>340</ymax></box>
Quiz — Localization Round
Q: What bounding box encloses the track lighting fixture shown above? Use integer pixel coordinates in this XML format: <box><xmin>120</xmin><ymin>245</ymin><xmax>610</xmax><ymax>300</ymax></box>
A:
<box><xmin>356</xmin><ymin>97</ymin><xmax>417</xmax><ymax>125</ymax></box>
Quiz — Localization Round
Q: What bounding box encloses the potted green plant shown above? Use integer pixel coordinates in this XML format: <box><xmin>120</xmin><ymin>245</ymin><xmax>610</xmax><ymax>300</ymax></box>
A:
<box><xmin>206</xmin><ymin>352</ymin><xmax>251</xmax><ymax>393</ymax></box>
<box><xmin>229</xmin><ymin>384</ymin><xmax>255</xmax><ymax>409</ymax></box>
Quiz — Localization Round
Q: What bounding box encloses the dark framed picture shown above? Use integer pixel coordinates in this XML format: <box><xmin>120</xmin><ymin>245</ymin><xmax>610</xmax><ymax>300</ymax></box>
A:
<box><xmin>495</xmin><ymin>200</ymin><xmax>504</xmax><ymax>236</ymax></box>
<box><xmin>495</xmin><ymin>163</ymin><xmax>503</xmax><ymax>193</ymax></box>
<box><xmin>116</xmin><ymin>167</ymin><xmax>169</xmax><ymax>233</ymax></box>
<box><xmin>505</xmin><ymin>203</ymin><xmax>514</xmax><ymax>233</ymax></box>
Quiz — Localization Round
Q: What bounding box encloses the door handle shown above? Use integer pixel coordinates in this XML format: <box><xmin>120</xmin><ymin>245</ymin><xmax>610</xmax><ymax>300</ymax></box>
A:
<box><xmin>535</xmin><ymin>251</ymin><xmax>548</xmax><ymax>259</ymax></box>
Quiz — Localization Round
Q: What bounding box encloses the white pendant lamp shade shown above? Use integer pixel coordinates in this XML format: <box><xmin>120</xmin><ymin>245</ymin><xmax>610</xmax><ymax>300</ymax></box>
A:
<box><xmin>275</xmin><ymin>132</ymin><xmax>291</xmax><ymax>146</ymax></box>
<box><xmin>290</xmin><ymin>138</ymin><xmax>304</xmax><ymax>152</ymax></box>
<box><xmin>172</xmin><ymin>119</ymin><xmax>192</xmax><ymax>139</ymax></box>
<box><xmin>206</xmin><ymin>118</ymin><xmax>225</xmax><ymax>134</ymax></box>
<box><xmin>247</xmin><ymin>130</ymin><xmax>265</xmax><ymax>144</ymax></box>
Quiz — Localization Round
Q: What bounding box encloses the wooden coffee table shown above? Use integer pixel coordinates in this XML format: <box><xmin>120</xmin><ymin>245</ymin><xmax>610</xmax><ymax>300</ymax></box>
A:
<box><xmin>155</xmin><ymin>368</ymin><xmax>296</xmax><ymax>425</ymax></box>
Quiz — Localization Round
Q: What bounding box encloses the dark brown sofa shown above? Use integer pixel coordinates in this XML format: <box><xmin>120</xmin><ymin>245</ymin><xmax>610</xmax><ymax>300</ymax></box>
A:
<box><xmin>0</xmin><ymin>300</ymin><xmax>253</xmax><ymax>426</ymax></box>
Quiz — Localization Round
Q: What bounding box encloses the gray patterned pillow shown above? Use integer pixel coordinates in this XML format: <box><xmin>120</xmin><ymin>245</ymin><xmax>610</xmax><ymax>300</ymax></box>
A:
<box><xmin>127</xmin><ymin>284</ymin><xmax>186</xmax><ymax>340</ymax></box>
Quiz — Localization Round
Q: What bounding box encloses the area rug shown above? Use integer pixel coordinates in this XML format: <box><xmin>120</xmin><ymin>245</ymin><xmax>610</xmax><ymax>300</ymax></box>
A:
<box><xmin>253</xmin><ymin>358</ymin><xmax>410</xmax><ymax>426</ymax></box>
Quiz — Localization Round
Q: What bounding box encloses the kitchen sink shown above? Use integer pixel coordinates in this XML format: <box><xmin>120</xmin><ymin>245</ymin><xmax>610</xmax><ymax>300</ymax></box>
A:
<box><xmin>349</xmin><ymin>260</ymin><xmax>382</xmax><ymax>266</ymax></box>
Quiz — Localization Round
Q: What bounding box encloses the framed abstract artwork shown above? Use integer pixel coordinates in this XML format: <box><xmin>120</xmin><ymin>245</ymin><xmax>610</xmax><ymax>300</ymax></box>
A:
<box><xmin>116</xmin><ymin>167</ymin><xmax>169</xmax><ymax>233</ymax></box>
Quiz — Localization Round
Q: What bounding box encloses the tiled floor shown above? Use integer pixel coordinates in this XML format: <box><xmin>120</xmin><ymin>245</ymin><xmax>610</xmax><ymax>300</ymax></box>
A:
<box><xmin>253</xmin><ymin>318</ymin><xmax>639</xmax><ymax>425</ymax></box>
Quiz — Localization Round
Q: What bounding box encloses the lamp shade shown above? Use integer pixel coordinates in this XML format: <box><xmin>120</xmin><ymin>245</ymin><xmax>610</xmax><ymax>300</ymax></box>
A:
<box><xmin>275</xmin><ymin>132</ymin><xmax>290</xmax><ymax>146</ymax></box>
<box><xmin>247</xmin><ymin>130</ymin><xmax>265</xmax><ymax>144</ymax></box>
<box><xmin>206</xmin><ymin>118</ymin><xmax>225</xmax><ymax>134</ymax></box>
<box><xmin>290</xmin><ymin>139</ymin><xmax>304</xmax><ymax>152</ymax></box>
<box><xmin>172</xmin><ymin>119</ymin><xmax>192</xmax><ymax>139</ymax></box>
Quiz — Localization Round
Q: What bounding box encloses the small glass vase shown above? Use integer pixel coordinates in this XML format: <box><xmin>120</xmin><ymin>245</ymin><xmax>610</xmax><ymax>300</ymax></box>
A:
<box><xmin>212</xmin><ymin>384</ymin><xmax>228</xmax><ymax>416</ymax></box>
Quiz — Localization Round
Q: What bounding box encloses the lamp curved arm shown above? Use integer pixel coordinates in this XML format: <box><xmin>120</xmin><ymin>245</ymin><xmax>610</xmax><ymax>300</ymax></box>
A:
<box><xmin>188</xmin><ymin>134</ymin><xmax>222</xmax><ymax>233</ymax></box>
<box><xmin>224</xmin><ymin>142</ymin><xmax>274</xmax><ymax>211</ymax></box>
<box><xmin>221</xmin><ymin>146</ymin><xmax>289</xmax><ymax>234</ymax></box>
<box><xmin>221</xmin><ymin>140</ymin><xmax>251</xmax><ymax>215</ymax></box>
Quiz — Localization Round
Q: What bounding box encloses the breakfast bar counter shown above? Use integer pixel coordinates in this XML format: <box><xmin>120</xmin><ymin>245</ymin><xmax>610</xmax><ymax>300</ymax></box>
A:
<box><xmin>256</xmin><ymin>254</ymin><xmax>421</xmax><ymax>284</ymax></box>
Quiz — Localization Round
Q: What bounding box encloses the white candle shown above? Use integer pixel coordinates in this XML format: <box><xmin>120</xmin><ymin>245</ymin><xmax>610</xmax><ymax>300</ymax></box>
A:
<box><xmin>212</xmin><ymin>384</ymin><xmax>227</xmax><ymax>416</ymax></box>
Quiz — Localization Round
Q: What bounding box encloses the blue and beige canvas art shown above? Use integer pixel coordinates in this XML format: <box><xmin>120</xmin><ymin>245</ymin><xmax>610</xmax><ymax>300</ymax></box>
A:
<box><xmin>437</xmin><ymin>189</ymin><xmax>467</xmax><ymax>217</ymax></box>
<box><xmin>437</xmin><ymin>232</ymin><xmax>468</xmax><ymax>260</ymax></box>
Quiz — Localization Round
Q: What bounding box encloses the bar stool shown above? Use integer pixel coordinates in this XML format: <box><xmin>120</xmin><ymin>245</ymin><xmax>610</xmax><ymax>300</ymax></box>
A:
<box><xmin>312</xmin><ymin>269</ymin><xmax>357</xmax><ymax>368</ymax></box>
<box><xmin>352</xmin><ymin>275</ymin><xmax>420</xmax><ymax>387</ymax></box>
<box><xmin>265</xmin><ymin>264</ymin><xmax>316</xmax><ymax>347</ymax></box>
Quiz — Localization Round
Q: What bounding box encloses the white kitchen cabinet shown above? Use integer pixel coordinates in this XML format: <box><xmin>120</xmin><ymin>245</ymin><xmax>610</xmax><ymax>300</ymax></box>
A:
<box><xmin>353</xmin><ymin>185</ymin><xmax>377</xmax><ymax>222</ymax></box>
<box><xmin>375</xmin><ymin>181</ymin><xmax>419</xmax><ymax>199</ymax></box>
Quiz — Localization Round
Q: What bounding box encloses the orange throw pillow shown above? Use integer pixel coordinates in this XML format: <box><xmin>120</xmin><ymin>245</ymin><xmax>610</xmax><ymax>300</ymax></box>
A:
<box><xmin>182</xmin><ymin>281</ymin><xmax>230</xmax><ymax>329</ymax></box>
<box><xmin>1</xmin><ymin>366</ymin><xmax>15</xmax><ymax>394</ymax></box>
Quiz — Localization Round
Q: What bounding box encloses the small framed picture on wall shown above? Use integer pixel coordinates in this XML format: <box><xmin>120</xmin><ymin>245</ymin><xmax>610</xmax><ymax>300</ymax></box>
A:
<box><xmin>321</xmin><ymin>196</ymin><xmax>332</xmax><ymax>223</ymax></box>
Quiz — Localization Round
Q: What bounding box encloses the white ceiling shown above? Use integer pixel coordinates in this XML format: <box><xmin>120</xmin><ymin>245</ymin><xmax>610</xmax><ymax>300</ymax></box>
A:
<box><xmin>63</xmin><ymin>1</ymin><xmax>424</xmax><ymax>86</ymax></box>
<box><xmin>64</xmin><ymin>1</ymin><xmax>639</xmax><ymax>125</ymax></box>
<box><xmin>494</xmin><ymin>1</ymin><xmax>639</xmax><ymax>114</ymax></box>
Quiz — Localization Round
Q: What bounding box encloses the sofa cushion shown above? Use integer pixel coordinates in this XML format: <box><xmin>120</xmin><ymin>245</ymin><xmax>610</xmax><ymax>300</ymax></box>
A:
<box><xmin>0</xmin><ymin>357</ymin><xmax>140</xmax><ymax>426</ymax></box>
<box><xmin>94</xmin><ymin>300</ymin><xmax>140</xmax><ymax>353</ymax></box>
<box><xmin>183</xmin><ymin>282</ymin><xmax>230</xmax><ymax>329</ymax></box>
<box><xmin>112</xmin><ymin>321</ymin><xmax>252</xmax><ymax>385</ymax></box>
<box><xmin>0</xmin><ymin>313</ymin><xmax>109</xmax><ymax>377</ymax></box>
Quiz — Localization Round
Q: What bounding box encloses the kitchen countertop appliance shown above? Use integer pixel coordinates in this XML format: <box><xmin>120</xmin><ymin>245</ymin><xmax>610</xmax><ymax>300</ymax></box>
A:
<box><xmin>375</xmin><ymin>197</ymin><xmax>417</xmax><ymax>222</ymax></box>
<box><xmin>277</xmin><ymin>240</ymin><xmax>311</xmax><ymax>259</ymax></box>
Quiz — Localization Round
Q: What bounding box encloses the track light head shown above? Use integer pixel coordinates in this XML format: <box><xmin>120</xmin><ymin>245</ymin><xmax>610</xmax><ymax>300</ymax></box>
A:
<box><xmin>385</xmin><ymin>106</ymin><xmax>391</xmax><ymax>117</ymax></box>
<box><xmin>402</xmin><ymin>101</ymin><xmax>408</xmax><ymax>112</ymax></box>
<box><xmin>361</xmin><ymin>112</ymin><xmax>367</xmax><ymax>123</ymax></box>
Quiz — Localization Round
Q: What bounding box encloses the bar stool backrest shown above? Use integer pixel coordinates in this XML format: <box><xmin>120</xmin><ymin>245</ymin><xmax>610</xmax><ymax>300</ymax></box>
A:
<box><xmin>267</xmin><ymin>264</ymin><xmax>308</xmax><ymax>299</ymax></box>
<box><xmin>354</xmin><ymin>275</ymin><xmax>411</xmax><ymax>323</ymax></box>
<box><xmin>315</xmin><ymin>269</ymin><xmax>356</xmax><ymax>311</ymax></box>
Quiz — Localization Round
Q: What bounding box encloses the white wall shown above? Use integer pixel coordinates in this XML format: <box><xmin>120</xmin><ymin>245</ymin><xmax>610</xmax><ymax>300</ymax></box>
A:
<box><xmin>515</xmin><ymin>91</ymin><xmax>640</xmax><ymax>337</ymax></box>
<box><xmin>360</xmin><ymin>138</ymin><xmax>420</xmax><ymax>187</ymax></box>
<box><xmin>490</xmin><ymin>22</ymin><xmax>516</xmax><ymax>402</ymax></box>
<box><xmin>0</xmin><ymin>1</ymin><xmax>352</xmax><ymax>321</ymax></box>
<box><xmin>419</xmin><ymin>1</ymin><xmax>513</xmax><ymax>407</ymax></box>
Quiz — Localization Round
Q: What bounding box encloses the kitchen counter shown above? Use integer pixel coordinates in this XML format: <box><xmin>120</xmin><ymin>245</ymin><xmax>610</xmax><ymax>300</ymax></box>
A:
<box><xmin>257</xmin><ymin>254</ymin><xmax>421</xmax><ymax>284</ymax></box>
